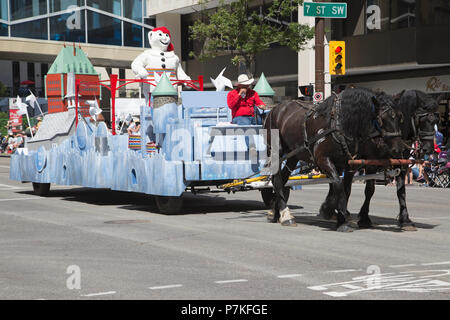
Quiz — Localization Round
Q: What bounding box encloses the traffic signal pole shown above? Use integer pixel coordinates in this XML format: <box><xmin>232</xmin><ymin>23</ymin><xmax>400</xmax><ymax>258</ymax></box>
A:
<box><xmin>315</xmin><ymin>0</ymin><xmax>325</xmax><ymax>96</ymax></box>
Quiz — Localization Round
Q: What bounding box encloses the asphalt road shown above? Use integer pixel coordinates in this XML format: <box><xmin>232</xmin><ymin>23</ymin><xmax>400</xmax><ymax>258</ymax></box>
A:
<box><xmin>0</xmin><ymin>156</ymin><xmax>449</xmax><ymax>300</ymax></box>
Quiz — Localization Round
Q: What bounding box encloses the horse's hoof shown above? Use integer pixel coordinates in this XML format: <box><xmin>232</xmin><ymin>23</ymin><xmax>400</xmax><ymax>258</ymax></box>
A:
<box><xmin>266</xmin><ymin>211</ymin><xmax>278</xmax><ymax>223</ymax></box>
<box><xmin>319</xmin><ymin>203</ymin><xmax>334</xmax><ymax>220</ymax></box>
<box><xmin>281</xmin><ymin>218</ymin><xmax>297</xmax><ymax>227</ymax></box>
<box><xmin>358</xmin><ymin>220</ymin><xmax>373</xmax><ymax>229</ymax></box>
<box><xmin>336</xmin><ymin>224</ymin><xmax>354</xmax><ymax>233</ymax></box>
<box><xmin>400</xmin><ymin>224</ymin><xmax>417</xmax><ymax>231</ymax></box>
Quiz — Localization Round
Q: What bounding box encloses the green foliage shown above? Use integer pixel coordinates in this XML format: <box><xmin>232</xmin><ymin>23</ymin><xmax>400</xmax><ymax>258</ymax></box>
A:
<box><xmin>0</xmin><ymin>112</ymin><xmax>8</xmax><ymax>137</ymax></box>
<box><xmin>0</xmin><ymin>82</ymin><xmax>8</xmax><ymax>97</ymax></box>
<box><xmin>189</xmin><ymin>0</ymin><xmax>314</xmax><ymax>73</ymax></box>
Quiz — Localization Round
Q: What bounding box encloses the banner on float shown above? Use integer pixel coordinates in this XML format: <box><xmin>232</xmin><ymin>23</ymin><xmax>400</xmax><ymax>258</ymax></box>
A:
<box><xmin>9</xmin><ymin>98</ymin><xmax>23</xmax><ymax>133</ymax></box>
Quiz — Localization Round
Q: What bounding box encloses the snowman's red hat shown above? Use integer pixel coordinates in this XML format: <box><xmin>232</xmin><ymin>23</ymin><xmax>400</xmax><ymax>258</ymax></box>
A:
<box><xmin>151</xmin><ymin>27</ymin><xmax>174</xmax><ymax>51</ymax></box>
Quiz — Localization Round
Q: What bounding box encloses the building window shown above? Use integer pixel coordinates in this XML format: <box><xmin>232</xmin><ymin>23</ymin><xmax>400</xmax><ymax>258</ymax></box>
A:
<box><xmin>0</xmin><ymin>23</ymin><xmax>7</xmax><ymax>36</ymax></box>
<box><xmin>390</xmin><ymin>0</ymin><xmax>416</xmax><ymax>30</ymax></box>
<box><xmin>41</xmin><ymin>63</ymin><xmax>48</xmax><ymax>96</ymax></box>
<box><xmin>12</xmin><ymin>61</ymin><xmax>19</xmax><ymax>96</ymax></box>
<box><xmin>123</xmin><ymin>0</ymin><xmax>142</xmax><ymax>22</ymax></box>
<box><xmin>123</xmin><ymin>22</ymin><xmax>142</xmax><ymax>47</ymax></box>
<box><xmin>10</xmin><ymin>0</ymin><xmax>47</xmax><ymax>20</ymax></box>
<box><xmin>144</xmin><ymin>27</ymin><xmax>153</xmax><ymax>48</ymax></box>
<box><xmin>1</xmin><ymin>0</ymin><xmax>8</xmax><ymax>21</ymax></box>
<box><xmin>87</xmin><ymin>0</ymin><xmax>121</xmax><ymax>16</ymax></box>
<box><xmin>27</xmin><ymin>62</ymin><xmax>35</xmax><ymax>88</ymax></box>
<box><xmin>87</xmin><ymin>11</ymin><xmax>121</xmax><ymax>46</ymax></box>
<box><xmin>50</xmin><ymin>10</ymin><xmax>86</xmax><ymax>42</ymax></box>
<box><xmin>49</xmin><ymin>0</ymin><xmax>84</xmax><ymax>13</ymax></box>
<box><xmin>119</xmin><ymin>68</ymin><xmax>126</xmax><ymax>97</ymax></box>
<box><xmin>11</xmin><ymin>18</ymin><xmax>48</xmax><ymax>40</ymax></box>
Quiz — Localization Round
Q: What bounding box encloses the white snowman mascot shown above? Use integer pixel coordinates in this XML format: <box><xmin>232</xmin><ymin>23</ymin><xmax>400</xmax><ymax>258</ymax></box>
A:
<box><xmin>131</xmin><ymin>27</ymin><xmax>191</xmax><ymax>105</ymax></box>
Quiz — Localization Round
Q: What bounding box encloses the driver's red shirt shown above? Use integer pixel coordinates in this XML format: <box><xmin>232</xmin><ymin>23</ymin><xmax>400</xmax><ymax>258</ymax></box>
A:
<box><xmin>227</xmin><ymin>88</ymin><xmax>265</xmax><ymax>119</ymax></box>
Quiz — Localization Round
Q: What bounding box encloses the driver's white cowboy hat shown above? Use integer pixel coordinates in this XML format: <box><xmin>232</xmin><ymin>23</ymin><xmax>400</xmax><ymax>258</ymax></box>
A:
<box><xmin>235</xmin><ymin>74</ymin><xmax>255</xmax><ymax>86</ymax></box>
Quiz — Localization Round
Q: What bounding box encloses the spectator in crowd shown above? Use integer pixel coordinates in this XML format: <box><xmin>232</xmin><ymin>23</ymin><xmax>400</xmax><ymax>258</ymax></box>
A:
<box><xmin>5</xmin><ymin>120</ymin><xmax>13</xmax><ymax>136</ymax></box>
<box><xmin>0</xmin><ymin>135</ymin><xmax>6</xmax><ymax>153</ymax></box>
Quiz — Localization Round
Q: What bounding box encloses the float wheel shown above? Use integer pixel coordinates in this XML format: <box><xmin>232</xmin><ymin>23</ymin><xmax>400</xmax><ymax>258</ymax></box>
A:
<box><xmin>32</xmin><ymin>183</ymin><xmax>51</xmax><ymax>196</ymax></box>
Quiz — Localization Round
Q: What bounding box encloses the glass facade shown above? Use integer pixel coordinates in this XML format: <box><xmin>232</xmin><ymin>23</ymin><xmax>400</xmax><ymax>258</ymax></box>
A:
<box><xmin>49</xmin><ymin>0</ymin><xmax>83</xmax><ymax>12</ymax></box>
<box><xmin>124</xmin><ymin>21</ymin><xmax>142</xmax><ymax>48</ymax></box>
<box><xmin>366</xmin><ymin>0</ymin><xmax>416</xmax><ymax>33</ymax></box>
<box><xmin>50</xmin><ymin>10</ymin><xmax>85</xmax><ymax>42</ymax></box>
<box><xmin>2</xmin><ymin>0</ymin><xmax>152</xmax><ymax>47</ymax></box>
<box><xmin>10</xmin><ymin>0</ymin><xmax>47</xmax><ymax>20</ymax></box>
<box><xmin>1</xmin><ymin>0</ymin><xmax>8</xmax><ymax>21</ymax></box>
<box><xmin>124</xmin><ymin>0</ymin><xmax>142</xmax><ymax>22</ymax></box>
<box><xmin>0</xmin><ymin>22</ymin><xmax>7</xmax><ymax>35</ymax></box>
<box><xmin>87</xmin><ymin>0</ymin><xmax>121</xmax><ymax>16</ymax></box>
<box><xmin>11</xmin><ymin>18</ymin><xmax>47</xmax><ymax>39</ymax></box>
<box><xmin>87</xmin><ymin>11</ymin><xmax>121</xmax><ymax>46</ymax></box>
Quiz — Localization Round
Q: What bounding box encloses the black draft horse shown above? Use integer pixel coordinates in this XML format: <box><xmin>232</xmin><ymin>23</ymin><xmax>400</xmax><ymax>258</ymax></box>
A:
<box><xmin>263</xmin><ymin>88</ymin><xmax>404</xmax><ymax>232</ymax></box>
<box><xmin>341</xmin><ymin>90</ymin><xmax>441</xmax><ymax>230</ymax></box>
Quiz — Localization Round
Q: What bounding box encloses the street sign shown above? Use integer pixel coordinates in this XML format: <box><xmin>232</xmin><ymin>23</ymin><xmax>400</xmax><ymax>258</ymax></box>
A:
<box><xmin>313</xmin><ymin>92</ymin><xmax>323</xmax><ymax>102</ymax></box>
<box><xmin>303</xmin><ymin>2</ymin><xmax>347</xmax><ymax>19</ymax></box>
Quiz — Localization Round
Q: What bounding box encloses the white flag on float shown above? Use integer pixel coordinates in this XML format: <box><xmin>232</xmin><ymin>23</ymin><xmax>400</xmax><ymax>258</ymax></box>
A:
<box><xmin>211</xmin><ymin>67</ymin><xmax>233</xmax><ymax>91</ymax></box>
<box><xmin>25</xmin><ymin>90</ymin><xmax>44</xmax><ymax>117</ymax></box>
<box><xmin>15</xmin><ymin>96</ymin><xmax>33</xmax><ymax>138</ymax></box>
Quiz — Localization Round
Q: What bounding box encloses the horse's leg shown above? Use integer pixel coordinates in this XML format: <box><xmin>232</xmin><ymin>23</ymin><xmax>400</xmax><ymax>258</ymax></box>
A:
<box><xmin>270</xmin><ymin>158</ymin><xmax>297</xmax><ymax>226</ymax></box>
<box><xmin>318</xmin><ymin>158</ymin><xmax>354</xmax><ymax>232</ymax></box>
<box><xmin>343</xmin><ymin>169</ymin><xmax>354</xmax><ymax>220</ymax></box>
<box><xmin>396</xmin><ymin>168</ymin><xmax>417</xmax><ymax>231</ymax></box>
<box><xmin>358</xmin><ymin>175</ymin><xmax>375</xmax><ymax>229</ymax></box>
<box><xmin>319</xmin><ymin>184</ymin><xmax>336</xmax><ymax>220</ymax></box>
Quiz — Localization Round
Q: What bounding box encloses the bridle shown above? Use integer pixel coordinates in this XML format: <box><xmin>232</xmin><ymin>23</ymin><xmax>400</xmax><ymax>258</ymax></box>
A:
<box><xmin>411</xmin><ymin>112</ymin><xmax>439</xmax><ymax>142</ymax></box>
<box><xmin>369</xmin><ymin>101</ymin><xmax>402</xmax><ymax>140</ymax></box>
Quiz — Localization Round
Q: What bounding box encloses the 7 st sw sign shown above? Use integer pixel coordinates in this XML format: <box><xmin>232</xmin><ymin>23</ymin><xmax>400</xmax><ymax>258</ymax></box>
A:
<box><xmin>303</xmin><ymin>2</ymin><xmax>347</xmax><ymax>19</ymax></box>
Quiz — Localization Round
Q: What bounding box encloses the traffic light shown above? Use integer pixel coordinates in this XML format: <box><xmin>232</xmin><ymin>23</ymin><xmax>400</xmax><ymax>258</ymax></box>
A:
<box><xmin>329</xmin><ymin>41</ymin><xmax>345</xmax><ymax>75</ymax></box>
<box><xmin>299</xmin><ymin>85</ymin><xmax>314</xmax><ymax>97</ymax></box>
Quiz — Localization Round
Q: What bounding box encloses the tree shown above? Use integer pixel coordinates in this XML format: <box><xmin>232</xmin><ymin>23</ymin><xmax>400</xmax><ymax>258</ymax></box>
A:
<box><xmin>189</xmin><ymin>0</ymin><xmax>314</xmax><ymax>75</ymax></box>
<box><xmin>0</xmin><ymin>81</ymin><xmax>8</xmax><ymax>97</ymax></box>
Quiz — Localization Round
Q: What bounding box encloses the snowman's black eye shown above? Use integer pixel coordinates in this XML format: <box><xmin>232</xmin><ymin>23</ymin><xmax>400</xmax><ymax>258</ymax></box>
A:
<box><xmin>159</xmin><ymin>33</ymin><xmax>162</xmax><ymax>36</ymax></box>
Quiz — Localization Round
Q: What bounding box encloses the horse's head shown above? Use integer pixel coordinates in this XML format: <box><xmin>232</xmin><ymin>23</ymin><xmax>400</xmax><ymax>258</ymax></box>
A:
<box><xmin>412</xmin><ymin>92</ymin><xmax>440</xmax><ymax>156</ymax></box>
<box><xmin>371</xmin><ymin>93</ymin><xmax>404</xmax><ymax>157</ymax></box>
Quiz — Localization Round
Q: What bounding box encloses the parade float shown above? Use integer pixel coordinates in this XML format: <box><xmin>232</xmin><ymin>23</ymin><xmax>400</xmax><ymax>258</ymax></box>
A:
<box><xmin>9</xmin><ymin>27</ymin><xmax>271</xmax><ymax>213</ymax></box>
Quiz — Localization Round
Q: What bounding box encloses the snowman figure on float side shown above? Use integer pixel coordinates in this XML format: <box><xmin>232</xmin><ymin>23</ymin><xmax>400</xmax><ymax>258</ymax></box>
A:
<box><xmin>131</xmin><ymin>27</ymin><xmax>191</xmax><ymax>104</ymax></box>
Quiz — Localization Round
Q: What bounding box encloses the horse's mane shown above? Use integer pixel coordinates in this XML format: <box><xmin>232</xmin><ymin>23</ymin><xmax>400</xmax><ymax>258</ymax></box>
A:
<box><xmin>315</xmin><ymin>87</ymin><xmax>378</xmax><ymax>138</ymax></box>
<box><xmin>396</xmin><ymin>89</ymin><xmax>439</xmax><ymax>115</ymax></box>
<box><xmin>395</xmin><ymin>89</ymin><xmax>439</xmax><ymax>140</ymax></box>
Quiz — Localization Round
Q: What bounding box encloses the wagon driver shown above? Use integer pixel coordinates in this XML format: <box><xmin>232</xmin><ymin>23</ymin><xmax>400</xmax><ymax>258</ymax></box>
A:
<box><xmin>227</xmin><ymin>74</ymin><xmax>266</xmax><ymax>125</ymax></box>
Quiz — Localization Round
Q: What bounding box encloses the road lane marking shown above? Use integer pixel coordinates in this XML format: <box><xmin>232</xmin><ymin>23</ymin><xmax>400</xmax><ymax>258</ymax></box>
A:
<box><xmin>277</xmin><ymin>274</ymin><xmax>303</xmax><ymax>278</ymax></box>
<box><xmin>149</xmin><ymin>284</ymin><xmax>183</xmax><ymax>290</ymax></box>
<box><xmin>421</xmin><ymin>261</ymin><xmax>450</xmax><ymax>266</ymax></box>
<box><xmin>215</xmin><ymin>279</ymin><xmax>248</xmax><ymax>284</ymax></box>
<box><xmin>0</xmin><ymin>197</ymin><xmax>44</xmax><ymax>202</ymax></box>
<box><xmin>389</xmin><ymin>264</ymin><xmax>417</xmax><ymax>268</ymax></box>
<box><xmin>0</xmin><ymin>183</ymin><xmax>21</xmax><ymax>190</ymax></box>
<box><xmin>327</xmin><ymin>269</ymin><xmax>362</xmax><ymax>273</ymax></box>
<box><xmin>80</xmin><ymin>291</ymin><xmax>116</xmax><ymax>297</ymax></box>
